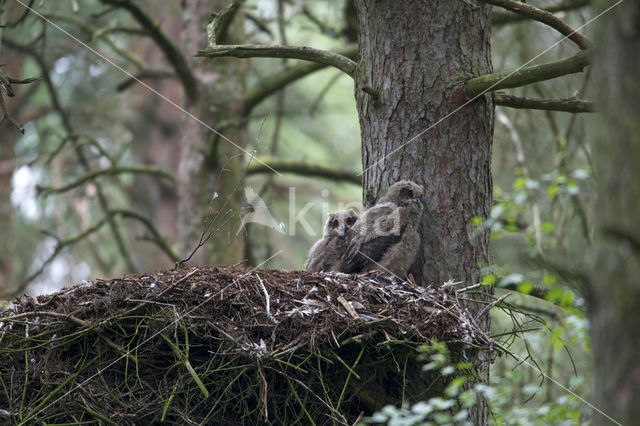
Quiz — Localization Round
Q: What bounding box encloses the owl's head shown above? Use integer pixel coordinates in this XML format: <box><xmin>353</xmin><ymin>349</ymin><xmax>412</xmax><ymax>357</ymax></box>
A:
<box><xmin>382</xmin><ymin>180</ymin><xmax>424</xmax><ymax>209</ymax></box>
<box><xmin>324</xmin><ymin>209</ymin><xmax>359</xmax><ymax>238</ymax></box>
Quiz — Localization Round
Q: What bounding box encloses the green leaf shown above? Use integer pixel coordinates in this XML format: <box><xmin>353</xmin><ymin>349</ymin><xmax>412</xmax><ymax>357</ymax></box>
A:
<box><xmin>517</xmin><ymin>281</ymin><xmax>534</xmax><ymax>295</ymax></box>
<box><xmin>543</xmin><ymin>273</ymin><xmax>557</xmax><ymax>285</ymax></box>
<box><xmin>513</xmin><ymin>176</ymin><xmax>527</xmax><ymax>190</ymax></box>
<box><xmin>541</xmin><ymin>222</ymin><xmax>555</xmax><ymax>232</ymax></box>
<box><xmin>545</xmin><ymin>286</ymin><xmax>565</xmax><ymax>303</ymax></box>
<box><xmin>482</xmin><ymin>273</ymin><xmax>498</xmax><ymax>286</ymax></box>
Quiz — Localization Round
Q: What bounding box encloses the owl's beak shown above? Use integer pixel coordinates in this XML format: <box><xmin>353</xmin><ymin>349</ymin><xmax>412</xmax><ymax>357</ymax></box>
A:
<box><xmin>412</xmin><ymin>197</ymin><xmax>422</xmax><ymax>206</ymax></box>
<box><xmin>338</xmin><ymin>223</ymin><xmax>347</xmax><ymax>237</ymax></box>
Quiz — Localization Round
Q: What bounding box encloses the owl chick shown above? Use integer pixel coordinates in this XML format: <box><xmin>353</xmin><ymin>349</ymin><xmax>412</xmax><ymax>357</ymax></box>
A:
<box><xmin>341</xmin><ymin>180</ymin><xmax>424</xmax><ymax>277</ymax></box>
<box><xmin>305</xmin><ymin>209</ymin><xmax>359</xmax><ymax>272</ymax></box>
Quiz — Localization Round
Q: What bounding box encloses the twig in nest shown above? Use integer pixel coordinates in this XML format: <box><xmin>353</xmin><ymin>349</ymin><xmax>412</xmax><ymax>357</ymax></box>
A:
<box><xmin>256</xmin><ymin>274</ymin><xmax>277</xmax><ymax>324</ymax></box>
<box><xmin>337</xmin><ymin>296</ymin><xmax>360</xmax><ymax>320</ymax></box>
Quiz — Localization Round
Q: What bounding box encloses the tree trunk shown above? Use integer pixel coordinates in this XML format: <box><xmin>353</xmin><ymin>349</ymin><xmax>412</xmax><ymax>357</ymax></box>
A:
<box><xmin>177</xmin><ymin>0</ymin><xmax>247</xmax><ymax>265</ymax></box>
<box><xmin>591</xmin><ymin>1</ymin><xmax>640</xmax><ymax>424</ymax></box>
<box><xmin>354</xmin><ymin>1</ymin><xmax>494</xmax><ymax>423</ymax></box>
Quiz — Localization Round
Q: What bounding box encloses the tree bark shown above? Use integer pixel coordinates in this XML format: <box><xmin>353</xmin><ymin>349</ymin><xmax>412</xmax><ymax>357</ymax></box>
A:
<box><xmin>591</xmin><ymin>1</ymin><xmax>640</xmax><ymax>425</ymax></box>
<box><xmin>354</xmin><ymin>1</ymin><xmax>494</xmax><ymax>423</ymax></box>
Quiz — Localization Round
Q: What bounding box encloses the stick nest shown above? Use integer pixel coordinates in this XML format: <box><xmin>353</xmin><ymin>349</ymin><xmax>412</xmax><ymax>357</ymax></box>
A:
<box><xmin>0</xmin><ymin>266</ymin><xmax>492</xmax><ymax>424</ymax></box>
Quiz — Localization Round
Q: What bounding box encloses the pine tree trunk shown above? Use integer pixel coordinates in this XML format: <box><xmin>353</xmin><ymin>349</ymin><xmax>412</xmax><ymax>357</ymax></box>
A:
<box><xmin>591</xmin><ymin>2</ymin><xmax>640</xmax><ymax>424</ymax></box>
<box><xmin>177</xmin><ymin>0</ymin><xmax>246</xmax><ymax>265</ymax></box>
<box><xmin>354</xmin><ymin>1</ymin><xmax>494</xmax><ymax>423</ymax></box>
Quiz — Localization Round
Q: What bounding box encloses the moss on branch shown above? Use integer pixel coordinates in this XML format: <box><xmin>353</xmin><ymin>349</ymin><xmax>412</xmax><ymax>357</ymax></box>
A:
<box><xmin>495</xmin><ymin>92</ymin><xmax>594</xmax><ymax>113</ymax></box>
<box><xmin>247</xmin><ymin>157</ymin><xmax>361</xmax><ymax>185</ymax></box>
<box><xmin>482</xmin><ymin>0</ymin><xmax>590</xmax><ymax>49</ymax></box>
<box><xmin>196</xmin><ymin>44</ymin><xmax>357</xmax><ymax>77</ymax></box>
<box><xmin>465</xmin><ymin>50</ymin><xmax>589</xmax><ymax>99</ymax></box>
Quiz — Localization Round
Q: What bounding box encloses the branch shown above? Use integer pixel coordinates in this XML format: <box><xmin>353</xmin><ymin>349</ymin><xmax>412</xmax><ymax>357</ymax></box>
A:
<box><xmin>116</xmin><ymin>68</ymin><xmax>175</xmax><ymax>92</ymax></box>
<box><xmin>4</xmin><ymin>37</ymin><xmax>138</xmax><ymax>272</ymax></box>
<box><xmin>491</xmin><ymin>0</ymin><xmax>590</xmax><ymax>26</ymax></box>
<box><xmin>99</xmin><ymin>0</ymin><xmax>197</xmax><ymax>102</ymax></box>
<box><xmin>0</xmin><ymin>90</ymin><xmax>24</xmax><ymax>133</ymax></box>
<box><xmin>110</xmin><ymin>209</ymin><xmax>179</xmax><ymax>262</ymax></box>
<box><xmin>3</xmin><ymin>0</ymin><xmax>35</xmax><ymax>27</ymax></box>
<box><xmin>243</xmin><ymin>44</ymin><xmax>358</xmax><ymax>115</ymax></box>
<box><xmin>601</xmin><ymin>226</ymin><xmax>640</xmax><ymax>255</ymax></box>
<box><xmin>196</xmin><ymin>44</ymin><xmax>357</xmax><ymax>77</ymax></box>
<box><xmin>37</xmin><ymin>165</ymin><xmax>175</xmax><ymax>196</ymax></box>
<box><xmin>482</xmin><ymin>0</ymin><xmax>590</xmax><ymax>50</ymax></box>
<box><xmin>43</xmin><ymin>12</ymin><xmax>145</xmax><ymax>68</ymax></box>
<box><xmin>465</xmin><ymin>50</ymin><xmax>589</xmax><ymax>99</ymax></box>
<box><xmin>207</xmin><ymin>0</ymin><xmax>241</xmax><ymax>45</ymax></box>
<box><xmin>495</xmin><ymin>92</ymin><xmax>594</xmax><ymax>113</ymax></box>
<box><xmin>498</xmin><ymin>283</ymin><xmax>549</xmax><ymax>301</ymax></box>
<box><xmin>15</xmin><ymin>217</ymin><xmax>111</xmax><ymax>293</ymax></box>
<box><xmin>11</xmin><ymin>206</ymin><xmax>178</xmax><ymax>294</ymax></box>
<box><xmin>247</xmin><ymin>157</ymin><xmax>361</xmax><ymax>185</ymax></box>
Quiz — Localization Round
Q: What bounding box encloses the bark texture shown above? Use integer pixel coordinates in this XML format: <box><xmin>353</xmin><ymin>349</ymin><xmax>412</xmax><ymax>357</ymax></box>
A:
<box><xmin>591</xmin><ymin>1</ymin><xmax>640</xmax><ymax>424</ymax></box>
<box><xmin>354</xmin><ymin>1</ymin><xmax>494</xmax><ymax>423</ymax></box>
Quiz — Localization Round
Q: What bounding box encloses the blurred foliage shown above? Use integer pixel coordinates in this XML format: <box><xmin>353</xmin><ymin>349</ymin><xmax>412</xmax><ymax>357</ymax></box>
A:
<box><xmin>0</xmin><ymin>0</ymin><xmax>598</xmax><ymax>423</ymax></box>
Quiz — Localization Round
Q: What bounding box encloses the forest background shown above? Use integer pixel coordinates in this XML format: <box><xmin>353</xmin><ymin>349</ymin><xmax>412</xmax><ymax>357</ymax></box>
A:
<box><xmin>1</xmin><ymin>0</ymin><xmax>636</xmax><ymax>424</ymax></box>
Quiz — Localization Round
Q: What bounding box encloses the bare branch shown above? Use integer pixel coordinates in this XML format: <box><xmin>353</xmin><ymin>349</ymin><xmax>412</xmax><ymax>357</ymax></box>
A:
<box><xmin>601</xmin><ymin>226</ymin><xmax>640</xmax><ymax>255</ymax></box>
<box><xmin>99</xmin><ymin>0</ymin><xmax>197</xmax><ymax>102</ymax></box>
<box><xmin>492</xmin><ymin>0</ymin><xmax>590</xmax><ymax>26</ymax></box>
<box><xmin>110</xmin><ymin>209</ymin><xmax>179</xmax><ymax>262</ymax></box>
<box><xmin>12</xmin><ymin>208</ymin><xmax>176</xmax><ymax>295</ymax></box>
<box><xmin>43</xmin><ymin>12</ymin><xmax>145</xmax><ymax>68</ymax></box>
<box><xmin>301</xmin><ymin>5</ymin><xmax>340</xmax><ymax>38</ymax></box>
<box><xmin>5</xmin><ymin>37</ymin><xmax>138</xmax><ymax>272</ymax></box>
<box><xmin>482</xmin><ymin>0</ymin><xmax>590</xmax><ymax>49</ymax></box>
<box><xmin>0</xmin><ymin>91</ymin><xmax>24</xmax><ymax>133</ymax></box>
<box><xmin>247</xmin><ymin>157</ymin><xmax>361</xmax><ymax>186</ymax></box>
<box><xmin>243</xmin><ymin>44</ymin><xmax>358</xmax><ymax>115</ymax></box>
<box><xmin>15</xmin><ymin>217</ymin><xmax>112</xmax><ymax>293</ymax></box>
<box><xmin>116</xmin><ymin>68</ymin><xmax>175</xmax><ymax>91</ymax></box>
<box><xmin>196</xmin><ymin>44</ymin><xmax>357</xmax><ymax>77</ymax></box>
<box><xmin>3</xmin><ymin>0</ymin><xmax>35</xmax><ymax>27</ymax></box>
<box><xmin>465</xmin><ymin>50</ymin><xmax>589</xmax><ymax>99</ymax></box>
<box><xmin>207</xmin><ymin>0</ymin><xmax>241</xmax><ymax>45</ymax></box>
<box><xmin>37</xmin><ymin>165</ymin><xmax>175</xmax><ymax>196</ymax></box>
<box><xmin>495</xmin><ymin>92</ymin><xmax>594</xmax><ymax>113</ymax></box>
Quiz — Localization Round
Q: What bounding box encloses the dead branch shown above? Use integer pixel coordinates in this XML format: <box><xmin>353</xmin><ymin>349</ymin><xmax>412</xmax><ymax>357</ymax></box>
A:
<box><xmin>495</xmin><ymin>92</ymin><xmax>594</xmax><ymax>113</ymax></box>
<box><xmin>247</xmin><ymin>156</ymin><xmax>361</xmax><ymax>185</ymax></box>
<box><xmin>481</xmin><ymin>0</ymin><xmax>590</xmax><ymax>49</ymax></box>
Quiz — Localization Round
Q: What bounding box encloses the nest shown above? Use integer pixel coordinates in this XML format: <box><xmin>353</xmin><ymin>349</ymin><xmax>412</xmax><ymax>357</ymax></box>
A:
<box><xmin>0</xmin><ymin>266</ymin><xmax>492</xmax><ymax>424</ymax></box>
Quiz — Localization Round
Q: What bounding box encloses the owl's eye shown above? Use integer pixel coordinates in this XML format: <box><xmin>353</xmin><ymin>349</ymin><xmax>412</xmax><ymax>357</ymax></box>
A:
<box><xmin>346</xmin><ymin>217</ymin><xmax>356</xmax><ymax>226</ymax></box>
<box><xmin>330</xmin><ymin>219</ymin><xmax>339</xmax><ymax>228</ymax></box>
<box><xmin>400</xmin><ymin>188</ymin><xmax>413</xmax><ymax>198</ymax></box>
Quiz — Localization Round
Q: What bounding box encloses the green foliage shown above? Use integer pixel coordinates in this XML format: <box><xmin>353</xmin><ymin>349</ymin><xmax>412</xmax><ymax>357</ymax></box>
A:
<box><xmin>363</xmin><ymin>342</ymin><xmax>480</xmax><ymax>426</ymax></box>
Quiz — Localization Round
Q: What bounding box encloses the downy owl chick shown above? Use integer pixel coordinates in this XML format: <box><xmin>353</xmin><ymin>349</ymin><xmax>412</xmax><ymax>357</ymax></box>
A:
<box><xmin>305</xmin><ymin>209</ymin><xmax>359</xmax><ymax>272</ymax></box>
<box><xmin>341</xmin><ymin>180</ymin><xmax>424</xmax><ymax>277</ymax></box>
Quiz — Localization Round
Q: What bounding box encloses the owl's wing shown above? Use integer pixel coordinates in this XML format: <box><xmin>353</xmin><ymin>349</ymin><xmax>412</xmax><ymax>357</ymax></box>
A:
<box><xmin>342</xmin><ymin>223</ymin><xmax>407</xmax><ymax>273</ymax></box>
<box><xmin>305</xmin><ymin>238</ymin><xmax>328</xmax><ymax>271</ymax></box>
